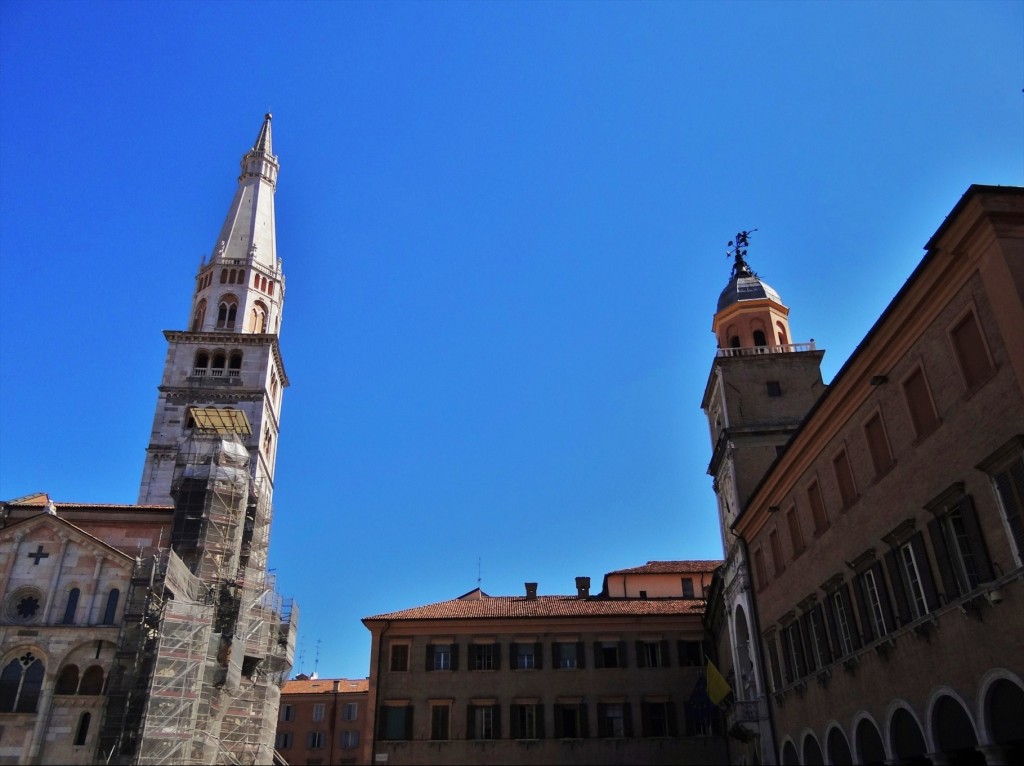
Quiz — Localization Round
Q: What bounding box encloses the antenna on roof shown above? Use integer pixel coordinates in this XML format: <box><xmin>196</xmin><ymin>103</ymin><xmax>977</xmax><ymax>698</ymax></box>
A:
<box><xmin>313</xmin><ymin>639</ymin><xmax>321</xmax><ymax>678</ymax></box>
<box><xmin>477</xmin><ymin>557</ymin><xmax>482</xmax><ymax>588</ymax></box>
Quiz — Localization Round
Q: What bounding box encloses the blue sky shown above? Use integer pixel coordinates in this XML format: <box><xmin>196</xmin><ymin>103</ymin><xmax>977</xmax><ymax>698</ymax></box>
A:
<box><xmin>0</xmin><ymin>1</ymin><xmax>1020</xmax><ymax>679</ymax></box>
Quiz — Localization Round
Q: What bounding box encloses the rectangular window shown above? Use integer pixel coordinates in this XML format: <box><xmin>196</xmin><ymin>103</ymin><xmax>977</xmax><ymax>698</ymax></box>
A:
<box><xmin>640</xmin><ymin>701</ymin><xmax>674</xmax><ymax>738</ymax></box>
<box><xmin>784</xmin><ymin>622</ymin><xmax>806</xmax><ymax>679</ymax></box>
<box><xmin>340</xmin><ymin>730</ymin><xmax>360</xmax><ymax>749</ymax></box>
<box><xmin>808</xmin><ymin>605</ymin><xmax>832</xmax><ymax>668</ymax></box>
<box><xmin>275</xmin><ymin>732</ymin><xmax>292</xmax><ymax>750</ymax></box>
<box><xmin>426</xmin><ymin>643</ymin><xmax>456</xmax><ymax>671</ymax></box>
<box><xmin>786</xmin><ymin>508</ymin><xmax>805</xmax><ymax>554</ymax></box>
<box><xmin>637</xmin><ymin>640</ymin><xmax>670</xmax><ymax>668</ymax></box>
<box><xmin>555</xmin><ymin>642</ymin><xmax>582</xmax><ymax>669</ymax></box>
<box><xmin>832</xmin><ymin>448</ymin><xmax>858</xmax><ymax>509</ymax></box>
<box><xmin>597</xmin><ymin>703</ymin><xmax>627</xmax><ymax>738</ymax></box>
<box><xmin>468</xmin><ymin>705</ymin><xmax>498</xmax><ymax>740</ymax></box>
<box><xmin>928</xmin><ymin>495</ymin><xmax>994</xmax><ymax>598</ymax></box>
<box><xmin>806</xmin><ymin>480</ymin><xmax>829</xmax><ymax>534</ymax></box>
<box><xmin>554</xmin><ymin>703</ymin><xmax>586</xmax><ymax>738</ymax></box>
<box><xmin>512</xmin><ymin>642</ymin><xmax>538</xmax><ymax>669</ymax></box>
<box><xmin>753</xmin><ymin>546</ymin><xmax>768</xmax><ymax>589</ymax></box>
<box><xmin>430</xmin><ymin>704</ymin><xmax>450</xmax><ymax>741</ymax></box>
<box><xmin>864</xmin><ymin>412</ymin><xmax>895</xmax><ymax>477</ymax></box>
<box><xmin>770</xmin><ymin>529</ymin><xmax>786</xmax><ymax>575</ymax></box>
<box><xmin>279</xmin><ymin>704</ymin><xmax>295</xmax><ymax>723</ymax></box>
<box><xmin>766</xmin><ymin>380</ymin><xmax>782</xmax><ymax>397</ymax></box>
<box><xmin>884</xmin><ymin>532</ymin><xmax>939</xmax><ymax>625</ymax></box>
<box><xmin>312</xmin><ymin>703</ymin><xmax>325</xmax><ymax>722</ymax></box>
<box><xmin>859</xmin><ymin>567</ymin><xmax>889</xmax><ymax>638</ymax></box>
<box><xmin>992</xmin><ymin>456</ymin><xmax>1024</xmax><ymax>565</ymax></box>
<box><xmin>764</xmin><ymin>633</ymin><xmax>783</xmax><ymax>691</ymax></box>
<box><xmin>899</xmin><ymin>543</ymin><xmax>929</xmax><ymax>618</ymax></box>
<box><xmin>471</xmin><ymin>643</ymin><xmax>496</xmax><ymax>670</ymax></box>
<box><xmin>678</xmin><ymin>640</ymin><xmax>704</xmax><ymax>667</ymax></box>
<box><xmin>511</xmin><ymin>703</ymin><xmax>542</xmax><ymax>739</ymax></box>
<box><xmin>378</xmin><ymin>706</ymin><xmax>413</xmax><ymax>741</ymax></box>
<box><xmin>389</xmin><ymin>643</ymin><xmax>409</xmax><ymax>672</ymax></box>
<box><xmin>902</xmin><ymin>366</ymin><xmax>939</xmax><ymax>438</ymax></box>
<box><xmin>594</xmin><ymin>641</ymin><xmax>625</xmax><ymax>668</ymax></box>
<box><xmin>342</xmin><ymin>702</ymin><xmax>358</xmax><ymax>721</ymax></box>
<box><xmin>681</xmin><ymin>577</ymin><xmax>695</xmax><ymax>599</ymax></box>
<box><xmin>950</xmin><ymin>309</ymin><xmax>995</xmax><ymax>390</ymax></box>
<box><xmin>306</xmin><ymin>731</ymin><xmax>325</xmax><ymax>749</ymax></box>
<box><xmin>830</xmin><ymin>589</ymin><xmax>855</xmax><ymax>656</ymax></box>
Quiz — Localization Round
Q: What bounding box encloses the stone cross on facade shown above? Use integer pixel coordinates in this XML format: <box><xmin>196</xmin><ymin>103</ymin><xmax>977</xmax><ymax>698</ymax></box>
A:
<box><xmin>26</xmin><ymin>544</ymin><xmax>49</xmax><ymax>565</ymax></box>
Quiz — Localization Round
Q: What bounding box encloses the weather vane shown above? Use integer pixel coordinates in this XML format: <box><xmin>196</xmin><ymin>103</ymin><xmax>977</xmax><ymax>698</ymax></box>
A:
<box><xmin>726</xmin><ymin>229</ymin><xmax>758</xmax><ymax>279</ymax></box>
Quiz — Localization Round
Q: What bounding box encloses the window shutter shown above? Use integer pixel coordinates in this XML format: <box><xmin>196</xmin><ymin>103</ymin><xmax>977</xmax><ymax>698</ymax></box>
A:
<box><xmin>660</xmin><ymin>640</ymin><xmax>671</xmax><ymax>667</ymax></box>
<box><xmin>537</xmin><ymin>705</ymin><xmax>546</xmax><ymax>739</ymax></box>
<box><xmin>872</xmin><ymin>561</ymin><xmax>896</xmax><ymax>633</ymax></box>
<box><xmin>552</xmin><ymin>643</ymin><xmax>559</xmax><ymax>669</ymax></box>
<box><xmin>623</xmin><ymin>702</ymin><xmax>634</xmax><ymax>737</ymax></box>
<box><xmin>884</xmin><ymin>548</ymin><xmax>912</xmax><ymax>626</ymax></box>
<box><xmin>579</xmin><ymin>703</ymin><xmax>589</xmax><ymax>738</ymax></box>
<box><xmin>597</xmin><ymin>704</ymin><xmax>610</xmax><ymax>738</ymax></box>
<box><xmin>636</xmin><ymin>641</ymin><xmax>647</xmax><ymax>668</ymax></box>
<box><xmin>791</xmin><ymin>624</ymin><xmax>808</xmax><ymax>677</ymax></box>
<box><xmin>593</xmin><ymin>642</ymin><xmax>604</xmax><ymax>669</ymax></box>
<box><xmin>467</xmin><ymin>706</ymin><xmax>475</xmax><ymax>740</ymax></box>
<box><xmin>640</xmin><ymin>703</ymin><xmax>651</xmax><ymax>737</ymax></box>
<box><xmin>510</xmin><ymin>705</ymin><xmax>520</xmax><ymax>739</ymax></box>
<box><xmin>492</xmin><ymin>705</ymin><xmax>501</xmax><ymax>739</ymax></box>
<box><xmin>509</xmin><ymin>643</ymin><xmax>517</xmax><ymax>669</ymax></box>
<box><xmin>554</xmin><ymin>705</ymin><xmax>564</xmax><ymax>738</ymax></box>
<box><xmin>823</xmin><ymin>595</ymin><xmax>841</xmax><ymax>655</ymax></box>
<box><xmin>619</xmin><ymin>641</ymin><xmax>628</xmax><ymax>668</ymax></box>
<box><xmin>957</xmin><ymin>495</ymin><xmax>994</xmax><ymax>582</ymax></box>
<box><xmin>667</xmin><ymin>702</ymin><xmax>679</xmax><ymax>737</ymax></box>
<box><xmin>839</xmin><ymin>586</ymin><xmax>861</xmax><ymax>650</ymax></box>
<box><xmin>928</xmin><ymin>516</ymin><xmax>961</xmax><ymax>600</ymax></box>
<box><xmin>493</xmin><ymin>644</ymin><xmax>501</xmax><ymax>670</ymax></box>
<box><xmin>798</xmin><ymin>615</ymin><xmax>816</xmax><ymax>673</ymax></box>
<box><xmin>404</xmin><ymin>707</ymin><xmax>414</xmax><ymax>741</ymax></box>
<box><xmin>534</xmin><ymin>642</ymin><xmax>543</xmax><ymax>670</ymax></box>
<box><xmin>450</xmin><ymin>643</ymin><xmax>459</xmax><ymax>671</ymax></box>
<box><xmin>425</xmin><ymin>645</ymin><xmax>434</xmax><ymax>672</ymax></box>
<box><xmin>811</xmin><ymin>605</ymin><xmax>832</xmax><ymax>663</ymax></box>
<box><xmin>576</xmin><ymin>641</ymin><xmax>586</xmax><ymax>669</ymax></box>
<box><xmin>910</xmin><ymin>532</ymin><xmax>940</xmax><ymax>611</ymax></box>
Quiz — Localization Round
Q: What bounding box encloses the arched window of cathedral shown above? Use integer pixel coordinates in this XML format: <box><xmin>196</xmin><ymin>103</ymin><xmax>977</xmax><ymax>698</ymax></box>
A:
<box><xmin>55</xmin><ymin>664</ymin><xmax>79</xmax><ymax>694</ymax></box>
<box><xmin>62</xmin><ymin>588</ymin><xmax>80</xmax><ymax>624</ymax></box>
<box><xmin>0</xmin><ymin>652</ymin><xmax>44</xmax><ymax>713</ymax></box>
<box><xmin>229</xmin><ymin>352</ymin><xmax>243</xmax><ymax>377</ymax></box>
<box><xmin>75</xmin><ymin>712</ymin><xmax>92</xmax><ymax>746</ymax></box>
<box><xmin>217</xmin><ymin>297</ymin><xmax>238</xmax><ymax>329</ymax></box>
<box><xmin>192</xmin><ymin>300</ymin><xmax>207</xmax><ymax>332</ymax></box>
<box><xmin>268</xmin><ymin>281</ymin><xmax>274</xmax><ymax>296</ymax></box>
<box><xmin>254</xmin><ymin>271</ymin><xmax>260</xmax><ymax>287</ymax></box>
<box><xmin>263</xmin><ymin>428</ymin><xmax>273</xmax><ymax>454</ymax></box>
<box><xmin>776</xmin><ymin>322</ymin><xmax>788</xmax><ymax>346</ymax></box>
<box><xmin>270</xmin><ymin>372</ymin><xmax>279</xmax><ymax>400</ymax></box>
<box><xmin>101</xmin><ymin>589</ymin><xmax>119</xmax><ymax>625</ymax></box>
<box><xmin>220</xmin><ymin>269</ymin><xmax>228</xmax><ymax>284</ymax></box>
<box><xmin>79</xmin><ymin>665</ymin><xmax>104</xmax><ymax>695</ymax></box>
<box><xmin>193</xmin><ymin>352</ymin><xmax>209</xmax><ymax>376</ymax></box>
<box><xmin>250</xmin><ymin>302</ymin><xmax>268</xmax><ymax>333</ymax></box>
<box><xmin>753</xmin><ymin>329</ymin><xmax>767</xmax><ymax>347</ymax></box>
<box><xmin>212</xmin><ymin>353</ymin><xmax>226</xmax><ymax>377</ymax></box>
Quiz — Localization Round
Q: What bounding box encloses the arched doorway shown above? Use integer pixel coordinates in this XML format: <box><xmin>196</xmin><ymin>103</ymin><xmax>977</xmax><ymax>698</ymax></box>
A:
<box><xmin>802</xmin><ymin>733</ymin><xmax>824</xmax><ymax>765</ymax></box>
<box><xmin>932</xmin><ymin>695</ymin><xmax>982</xmax><ymax>765</ymax></box>
<box><xmin>985</xmin><ymin>678</ymin><xmax>1024</xmax><ymax>764</ymax></box>
<box><xmin>890</xmin><ymin>707</ymin><xmax>929</xmax><ymax>766</ymax></box>
<box><xmin>827</xmin><ymin>726</ymin><xmax>853</xmax><ymax>766</ymax></box>
<box><xmin>780</xmin><ymin>740</ymin><xmax>799</xmax><ymax>765</ymax></box>
<box><xmin>855</xmin><ymin>718</ymin><xmax>886</xmax><ymax>766</ymax></box>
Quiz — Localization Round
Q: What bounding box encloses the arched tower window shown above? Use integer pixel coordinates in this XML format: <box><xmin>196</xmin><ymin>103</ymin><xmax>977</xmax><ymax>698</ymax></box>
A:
<box><xmin>776</xmin><ymin>321</ymin><xmax>788</xmax><ymax>346</ymax></box>
<box><xmin>63</xmin><ymin>588</ymin><xmax>80</xmax><ymax>624</ymax></box>
<box><xmin>220</xmin><ymin>269</ymin><xmax>228</xmax><ymax>284</ymax></box>
<box><xmin>753</xmin><ymin>329</ymin><xmax>767</xmax><ymax>347</ymax></box>
<box><xmin>211</xmin><ymin>353</ymin><xmax>226</xmax><ymax>377</ymax></box>
<box><xmin>0</xmin><ymin>652</ymin><xmax>44</xmax><ymax>713</ymax></box>
<box><xmin>101</xmin><ymin>589</ymin><xmax>120</xmax><ymax>625</ymax></box>
<box><xmin>79</xmin><ymin>665</ymin><xmax>104</xmax><ymax>695</ymax></box>
<box><xmin>192</xmin><ymin>300</ymin><xmax>207</xmax><ymax>332</ymax></box>
<box><xmin>75</xmin><ymin>712</ymin><xmax>92</xmax><ymax>746</ymax></box>
<box><xmin>55</xmin><ymin>664</ymin><xmax>79</xmax><ymax>694</ymax></box>
<box><xmin>228</xmin><ymin>352</ymin><xmax>243</xmax><ymax>377</ymax></box>
<box><xmin>730</xmin><ymin>336</ymin><xmax>741</xmax><ymax>348</ymax></box>
<box><xmin>193</xmin><ymin>352</ymin><xmax>209</xmax><ymax>376</ymax></box>
<box><xmin>250</xmin><ymin>302</ymin><xmax>268</xmax><ymax>333</ymax></box>
<box><xmin>217</xmin><ymin>297</ymin><xmax>238</xmax><ymax>329</ymax></box>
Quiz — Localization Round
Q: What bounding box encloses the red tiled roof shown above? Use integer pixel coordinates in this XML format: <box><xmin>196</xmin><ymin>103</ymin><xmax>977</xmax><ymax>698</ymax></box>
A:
<box><xmin>364</xmin><ymin>595</ymin><xmax>705</xmax><ymax>622</ymax></box>
<box><xmin>282</xmin><ymin>678</ymin><xmax>368</xmax><ymax>695</ymax></box>
<box><xmin>606</xmin><ymin>560</ymin><xmax>723</xmax><ymax>575</ymax></box>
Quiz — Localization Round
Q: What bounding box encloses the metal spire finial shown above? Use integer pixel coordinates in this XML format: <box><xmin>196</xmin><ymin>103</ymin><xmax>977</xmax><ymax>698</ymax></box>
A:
<box><xmin>726</xmin><ymin>229</ymin><xmax>758</xmax><ymax>279</ymax></box>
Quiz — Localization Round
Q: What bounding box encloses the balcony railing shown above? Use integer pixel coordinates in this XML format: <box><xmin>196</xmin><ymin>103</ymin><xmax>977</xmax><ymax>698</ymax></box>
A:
<box><xmin>716</xmin><ymin>341</ymin><xmax>816</xmax><ymax>358</ymax></box>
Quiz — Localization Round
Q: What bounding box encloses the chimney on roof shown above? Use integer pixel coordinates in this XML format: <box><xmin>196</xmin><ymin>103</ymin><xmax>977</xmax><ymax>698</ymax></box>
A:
<box><xmin>575</xmin><ymin>576</ymin><xmax>591</xmax><ymax>598</ymax></box>
<box><xmin>525</xmin><ymin>582</ymin><xmax>538</xmax><ymax>600</ymax></box>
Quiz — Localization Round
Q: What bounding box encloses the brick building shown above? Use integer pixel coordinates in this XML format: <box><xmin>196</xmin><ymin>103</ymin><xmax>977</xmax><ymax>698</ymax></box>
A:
<box><xmin>274</xmin><ymin>677</ymin><xmax>369</xmax><ymax>765</ymax></box>
<box><xmin>361</xmin><ymin>563</ymin><xmax>726</xmax><ymax>766</ymax></box>
<box><xmin>708</xmin><ymin>185</ymin><xmax>1024</xmax><ymax>765</ymax></box>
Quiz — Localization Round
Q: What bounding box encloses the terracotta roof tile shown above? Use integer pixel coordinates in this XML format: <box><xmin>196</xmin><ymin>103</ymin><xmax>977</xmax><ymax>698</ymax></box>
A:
<box><xmin>364</xmin><ymin>594</ymin><xmax>705</xmax><ymax>622</ymax></box>
<box><xmin>282</xmin><ymin>678</ymin><xmax>368</xmax><ymax>695</ymax></box>
<box><xmin>606</xmin><ymin>560</ymin><xmax>723</xmax><ymax>575</ymax></box>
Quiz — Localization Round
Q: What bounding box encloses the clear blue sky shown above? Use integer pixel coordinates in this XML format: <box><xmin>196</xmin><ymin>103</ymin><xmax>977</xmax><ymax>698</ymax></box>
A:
<box><xmin>1</xmin><ymin>1</ymin><xmax>1020</xmax><ymax>680</ymax></box>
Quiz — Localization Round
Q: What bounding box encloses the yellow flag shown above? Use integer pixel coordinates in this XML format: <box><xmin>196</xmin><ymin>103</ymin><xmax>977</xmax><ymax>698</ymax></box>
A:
<box><xmin>707</xmin><ymin>659</ymin><xmax>732</xmax><ymax>706</ymax></box>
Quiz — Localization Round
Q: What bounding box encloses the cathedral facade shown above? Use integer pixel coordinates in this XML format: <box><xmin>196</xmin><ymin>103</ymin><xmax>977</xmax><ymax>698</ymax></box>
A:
<box><xmin>0</xmin><ymin>115</ymin><xmax>296</xmax><ymax>766</ymax></box>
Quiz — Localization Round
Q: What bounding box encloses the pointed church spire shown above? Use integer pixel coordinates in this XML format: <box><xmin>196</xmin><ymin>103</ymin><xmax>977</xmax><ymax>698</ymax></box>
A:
<box><xmin>252</xmin><ymin>112</ymin><xmax>273</xmax><ymax>155</ymax></box>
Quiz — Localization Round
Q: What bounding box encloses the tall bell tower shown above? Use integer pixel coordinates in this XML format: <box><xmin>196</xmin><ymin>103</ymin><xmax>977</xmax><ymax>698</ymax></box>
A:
<box><xmin>701</xmin><ymin>232</ymin><xmax>824</xmax><ymax>764</ymax></box>
<box><xmin>138</xmin><ymin>114</ymin><xmax>288</xmax><ymax>507</ymax></box>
